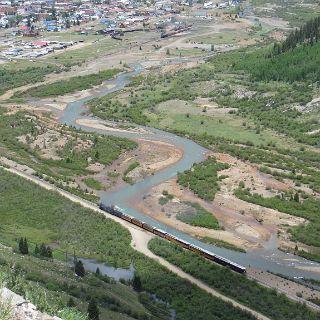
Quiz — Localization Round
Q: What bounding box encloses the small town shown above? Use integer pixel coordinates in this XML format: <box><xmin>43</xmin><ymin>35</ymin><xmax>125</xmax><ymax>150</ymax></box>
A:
<box><xmin>0</xmin><ymin>0</ymin><xmax>239</xmax><ymax>59</ymax></box>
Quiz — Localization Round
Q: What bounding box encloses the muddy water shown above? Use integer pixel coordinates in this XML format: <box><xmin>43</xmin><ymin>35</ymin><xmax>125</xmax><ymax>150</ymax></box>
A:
<box><xmin>60</xmin><ymin>64</ymin><xmax>320</xmax><ymax>280</ymax></box>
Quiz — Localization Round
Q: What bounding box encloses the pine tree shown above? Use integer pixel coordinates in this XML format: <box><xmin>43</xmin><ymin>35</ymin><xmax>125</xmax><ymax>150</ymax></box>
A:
<box><xmin>67</xmin><ymin>297</ymin><xmax>76</xmax><ymax>308</ymax></box>
<box><xmin>23</xmin><ymin>238</ymin><xmax>29</xmax><ymax>254</ymax></box>
<box><xmin>46</xmin><ymin>246</ymin><xmax>53</xmax><ymax>258</ymax></box>
<box><xmin>87</xmin><ymin>298</ymin><xmax>99</xmax><ymax>320</ymax></box>
<box><xmin>40</xmin><ymin>243</ymin><xmax>47</xmax><ymax>257</ymax></box>
<box><xmin>34</xmin><ymin>244</ymin><xmax>40</xmax><ymax>256</ymax></box>
<box><xmin>294</xmin><ymin>192</ymin><xmax>300</xmax><ymax>203</ymax></box>
<box><xmin>75</xmin><ymin>260</ymin><xmax>85</xmax><ymax>277</ymax></box>
<box><xmin>18</xmin><ymin>238</ymin><xmax>24</xmax><ymax>254</ymax></box>
<box><xmin>19</xmin><ymin>237</ymin><xmax>28</xmax><ymax>255</ymax></box>
<box><xmin>132</xmin><ymin>273</ymin><xmax>142</xmax><ymax>292</ymax></box>
<box><xmin>95</xmin><ymin>267</ymin><xmax>101</xmax><ymax>276</ymax></box>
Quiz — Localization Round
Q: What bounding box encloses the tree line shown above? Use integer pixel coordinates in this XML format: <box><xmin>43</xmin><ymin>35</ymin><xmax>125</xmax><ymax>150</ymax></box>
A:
<box><xmin>273</xmin><ymin>15</ymin><xmax>320</xmax><ymax>54</ymax></box>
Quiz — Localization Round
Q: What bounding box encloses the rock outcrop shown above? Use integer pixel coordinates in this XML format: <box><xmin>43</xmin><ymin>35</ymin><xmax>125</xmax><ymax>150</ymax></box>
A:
<box><xmin>0</xmin><ymin>288</ymin><xmax>61</xmax><ymax>320</ymax></box>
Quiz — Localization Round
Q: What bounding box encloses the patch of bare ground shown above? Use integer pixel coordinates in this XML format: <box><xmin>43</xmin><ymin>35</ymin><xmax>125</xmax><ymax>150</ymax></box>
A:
<box><xmin>212</xmin><ymin>152</ymin><xmax>309</xmax><ymax>247</ymax></box>
<box><xmin>255</xmin><ymin>16</ymin><xmax>290</xmax><ymax>30</ymax></box>
<box><xmin>134</xmin><ymin>151</ymin><xmax>312</xmax><ymax>253</ymax></box>
<box><xmin>4</xmin><ymin>104</ymin><xmax>54</xmax><ymax>115</ymax></box>
<box><xmin>268</xmin><ymin>30</ymin><xmax>287</xmax><ymax>41</ymax></box>
<box><xmin>133</xmin><ymin>178</ymin><xmax>268</xmax><ymax>251</ymax></box>
<box><xmin>0</xmin><ymin>157</ymin><xmax>35</xmax><ymax>175</ymax></box>
<box><xmin>195</xmin><ymin>97</ymin><xmax>237</xmax><ymax>114</ymax></box>
<box><xmin>75</xmin><ymin>118</ymin><xmax>151</xmax><ymax>135</ymax></box>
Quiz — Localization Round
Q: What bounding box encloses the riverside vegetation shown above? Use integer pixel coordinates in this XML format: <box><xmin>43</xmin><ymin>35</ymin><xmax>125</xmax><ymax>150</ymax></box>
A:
<box><xmin>148</xmin><ymin>238</ymin><xmax>320</xmax><ymax>320</ymax></box>
<box><xmin>177</xmin><ymin>157</ymin><xmax>229</xmax><ymax>201</ymax></box>
<box><xmin>88</xmin><ymin>16</ymin><xmax>320</xmax><ymax>259</ymax></box>
<box><xmin>0</xmin><ymin>168</ymin><xmax>259</xmax><ymax>320</ymax></box>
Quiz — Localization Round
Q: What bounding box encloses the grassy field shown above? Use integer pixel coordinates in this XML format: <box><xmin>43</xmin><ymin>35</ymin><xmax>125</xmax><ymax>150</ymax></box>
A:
<box><xmin>83</xmin><ymin>177</ymin><xmax>104</xmax><ymax>190</ymax></box>
<box><xmin>14</xmin><ymin>68</ymin><xmax>122</xmax><ymax>98</ymax></box>
<box><xmin>176</xmin><ymin>202</ymin><xmax>220</xmax><ymax>229</ymax></box>
<box><xmin>0</xmin><ymin>168</ymin><xmax>132</xmax><ymax>265</ymax></box>
<box><xmin>45</xmin><ymin>36</ymin><xmax>122</xmax><ymax>67</ymax></box>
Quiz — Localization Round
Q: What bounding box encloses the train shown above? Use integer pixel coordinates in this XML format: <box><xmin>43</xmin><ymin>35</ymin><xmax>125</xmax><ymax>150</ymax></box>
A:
<box><xmin>160</xmin><ymin>24</ymin><xmax>192</xmax><ymax>39</ymax></box>
<box><xmin>99</xmin><ymin>203</ymin><xmax>246</xmax><ymax>274</ymax></box>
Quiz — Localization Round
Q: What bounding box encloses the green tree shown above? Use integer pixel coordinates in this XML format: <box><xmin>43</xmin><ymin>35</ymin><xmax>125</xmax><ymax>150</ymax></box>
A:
<box><xmin>34</xmin><ymin>244</ymin><xmax>39</xmax><ymax>256</ymax></box>
<box><xmin>19</xmin><ymin>237</ymin><xmax>28</xmax><ymax>254</ymax></box>
<box><xmin>18</xmin><ymin>238</ymin><xmax>24</xmax><ymax>254</ymax></box>
<box><xmin>87</xmin><ymin>298</ymin><xmax>99</xmax><ymax>320</ymax></box>
<box><xmin>75</xmin><ymin>260</ymin><xmax>85</xmax><ymax>277</ymax></box>
<box><xmin>132</xmin><ymin>273</ymin><xmax>142</xmax><ymax>292</ymax></box>
<box><xmin>67</xmin><ymin>297</ymin><xmax>76</xmax><ymax>307</ymax></box>
<box><xmin>40</xmin><ymin>243</ymin><xmax>47</xmax><ymax>257</ymax></box>
<box><xmin>46</xmin><ymin>246</ymin><xmax>53</xmax><ymax>258</ymax></box>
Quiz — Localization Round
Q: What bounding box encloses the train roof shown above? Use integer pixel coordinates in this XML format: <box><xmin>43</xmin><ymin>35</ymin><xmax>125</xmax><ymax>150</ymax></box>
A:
<box><xmin>196</xmin><ymin>248</ymin><xmax>246</xmax><ymax>270</ymax></box>
<box><xmin>172</xmin><ymin>236</ymin><xmax>190</xmax><ymax>245</ymax></box>
<box><xmin>154</xmin><ymin>228</ymin><xmax>167</xmax><ymax>234</ymax></box>
<box><xmin>122</xmin><ymin>212</ymin><xmax>134</xmax><ymax>219</ymax></box>
<box><xmin>189</xmin><ymin>244</ymin><xmax>203</xmax><ymax>251</ymax></box>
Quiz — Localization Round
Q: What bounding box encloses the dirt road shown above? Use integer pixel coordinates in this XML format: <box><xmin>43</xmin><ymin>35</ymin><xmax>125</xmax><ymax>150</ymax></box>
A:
<box><xmin>1</xmin><ymin>164</ymin><xmax>270</xmax><ymax>320</ymax></box>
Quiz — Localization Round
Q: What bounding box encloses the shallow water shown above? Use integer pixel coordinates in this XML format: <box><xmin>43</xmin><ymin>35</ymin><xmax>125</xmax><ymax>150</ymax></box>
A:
<box><xmin>60</xmin><ymin>64</ymin><xmax>320</xmax><ymax>280</ymax></box>
<box><xmin>79</xmin><ymin>258</ymin><xmax>135</xmax><ymax>281</ymax></box>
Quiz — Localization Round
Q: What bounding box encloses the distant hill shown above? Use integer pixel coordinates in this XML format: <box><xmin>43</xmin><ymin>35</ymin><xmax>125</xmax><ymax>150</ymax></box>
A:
<box><xmin>226</xmin><ymin>16</ymin><xmax>320</xmax><ymax>83</ymax></box>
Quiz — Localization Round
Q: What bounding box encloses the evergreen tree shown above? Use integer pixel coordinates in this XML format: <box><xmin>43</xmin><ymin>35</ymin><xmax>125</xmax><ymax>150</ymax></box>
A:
<box><xmin>294</xmin><ymin>192</ymin><xmax>300</xmax><ymax>203</ymax></box>
<box><xmin>95</xmin><ymin>267</ymin><xmax>101</xmax><ymax>275</ymax></box>
<box><xmin>87</xmin><ymin>298</ymin><xmax>99</xmax><ymax>320</ymax></box>
<box><xmin>34</xmin><ymin>244</ymin><xmax>39</xmax><ymax>256</ymax></box>
<box><xmin>19</xmin><ymin>237</ymin><xmax>28</xmax><ymax>254</ymax></box>
<box><xmin>24</xmin><ymin>238</ymin><xmax>28</xmax><ymax>254</ymax></box>
<box><xmin>75</xmin><ymin>260</ymin><xmax>85</xmax><ymax>277</ymax></box>
<box><xmin>67</xmin><ymin>297</ymin><xmax>76</xmax><ymax>308</ymax></box>
<box><xmin>40</xmin><ymin>243</ymin><xmax>47</xmax><ymax>257</ymax></box>
<box><xmin>132</xmin><ymin>273</ymin><xmax>142</xmax><ymax>292</ymax></box>
<box><xmin>18</xmin><ymin>238</ymin><xmax>24</xmax><ymax>254</ymax></box>
<box><xmin>46</xmin><ymin>246</ymin><xmax>53</xmax><ymax>258</ymax></box>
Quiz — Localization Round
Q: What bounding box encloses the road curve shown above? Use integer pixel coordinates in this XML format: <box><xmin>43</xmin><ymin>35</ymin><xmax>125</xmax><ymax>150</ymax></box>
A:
<box><xmin>2</xmin><ymin>164</ymin><xmax>270</xmax><ymax>320</ymax></box>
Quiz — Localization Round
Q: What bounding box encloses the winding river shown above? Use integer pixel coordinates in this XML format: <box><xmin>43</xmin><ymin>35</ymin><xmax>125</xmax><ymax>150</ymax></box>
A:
<box><xmin>60</xmin><ymin>64</ymin><xmax>320</xmax><ymax>281</ymax></box>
